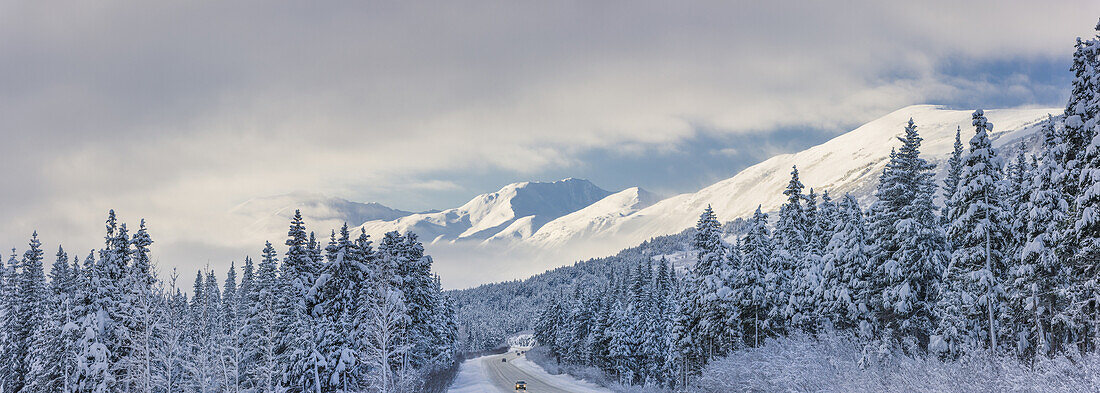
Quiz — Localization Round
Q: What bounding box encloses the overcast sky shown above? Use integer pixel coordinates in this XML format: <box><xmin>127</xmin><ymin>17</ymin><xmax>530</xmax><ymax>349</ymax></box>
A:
<box><xmin>1</xmin><ymin>1</ymin><xmax>1097</xmax><ymax>286</ymax></box>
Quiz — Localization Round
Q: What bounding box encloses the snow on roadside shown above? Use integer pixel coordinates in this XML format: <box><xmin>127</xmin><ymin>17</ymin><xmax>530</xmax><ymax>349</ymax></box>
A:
<box><xmin>446</xmin><ymin>355</ymin><xmax>498</xmax><ymax>393</ymax></box>
<box><xmin>510</xmin><ymin>355</ymin><xmax>614</xmax><ymax>393</ymax></box>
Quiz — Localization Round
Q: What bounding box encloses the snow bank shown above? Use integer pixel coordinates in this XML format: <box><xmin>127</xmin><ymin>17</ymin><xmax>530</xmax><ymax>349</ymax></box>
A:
<box><xmin>445</xmin><ymin>355</ymin><xmax>497</xmax><ymax>393</ymax></box>
<box><xmin>692</xmin><ymin>333</ymin><xmax>1100</xmax><ymax>392</ymax></box>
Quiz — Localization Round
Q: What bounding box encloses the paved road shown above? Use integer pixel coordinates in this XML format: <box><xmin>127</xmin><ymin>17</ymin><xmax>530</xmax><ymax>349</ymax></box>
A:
<box><xmin>479</xmin><ymin>351</ymin><xmax>600</xmax><ymax>393</ymax></box>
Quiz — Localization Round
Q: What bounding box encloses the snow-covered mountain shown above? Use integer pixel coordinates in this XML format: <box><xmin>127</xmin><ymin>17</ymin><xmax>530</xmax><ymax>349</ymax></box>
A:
<box><xmin>526</xmin><ymin>105</ymin><xmax>1056</xmax><ymax>256</ymax></box>
<box><xmin>525</xmin><ymin>186</ymin><xmax>659</xmax><ymax>248</ymax></box>
<box><xmin>357</xmin><ymin>178</ymin><xmax>613</xmax><ymax>243</ymax></box>
<box><xmin>244</xmin><ymin>105</ymin><xmax>1057</xmax><ymax>286</ymax></box>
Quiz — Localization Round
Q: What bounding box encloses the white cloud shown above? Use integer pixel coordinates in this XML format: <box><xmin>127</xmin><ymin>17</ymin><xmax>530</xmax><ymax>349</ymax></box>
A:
<box><xmin>1</xmin><ymin>0</ymin><xmax>1097</xmax><ymax>286</ymax></box>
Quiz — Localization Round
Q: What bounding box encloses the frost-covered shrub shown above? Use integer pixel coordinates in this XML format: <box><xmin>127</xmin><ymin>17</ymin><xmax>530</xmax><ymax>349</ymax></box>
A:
<box><xmin>691</xmin><ymin>332</ymin><xmax>1100</xmax><ymax>392</ymax></box>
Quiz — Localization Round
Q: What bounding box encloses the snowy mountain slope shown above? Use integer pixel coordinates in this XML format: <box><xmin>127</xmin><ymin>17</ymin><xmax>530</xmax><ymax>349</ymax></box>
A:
<box><xmin>357</xmin><ymin>178</ymin><xmax>612</xmax><ymax>243</ymax></box>
<box><xmin>231</xmin><ymin>192</ymin><xmax>414</xmax><ymax>239</ymax></box>
<box><xmin>528</xmin><ymin>105</ymin><xmax>1056</xmax><ymax>256</ymax></box>
<box><xmin>525</xmin><ymin>187</ymin><xmax>659</xmax><ymax>247</ymax></box>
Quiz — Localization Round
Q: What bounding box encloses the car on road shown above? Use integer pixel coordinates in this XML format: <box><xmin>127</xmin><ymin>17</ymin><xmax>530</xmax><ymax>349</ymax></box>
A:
<box><xmin>501</xmin><ymin>358</ymin><xmax>507</xmax><ymax>362</ymax></box>
<box><xmin>515</xmin><ymin>380</ymin><xmax>527</xmax><ymax>391</ymax></box>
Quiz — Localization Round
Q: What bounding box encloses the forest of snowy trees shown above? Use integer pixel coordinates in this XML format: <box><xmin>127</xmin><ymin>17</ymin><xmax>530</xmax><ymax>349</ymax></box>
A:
<box><xmin>533</xmin><ymin>22</ymin><xmax>1100</xmax><ymax>390</ymax></box>
<box><xmin>0</xmin><ymin>209</ymin><xmax>457</xmax><ymax>393</ymax></box>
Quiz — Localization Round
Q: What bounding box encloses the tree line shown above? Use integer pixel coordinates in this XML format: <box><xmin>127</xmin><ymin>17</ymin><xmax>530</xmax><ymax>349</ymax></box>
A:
<box><xmin>0</xmin><ymin>209</ymin><xmax>457</xmax><ymax>393</ymax></box>
<box><xmin>534</xmin><ymin>21</ymin><xmax>1100</xmax><ymax>390</ymax></box>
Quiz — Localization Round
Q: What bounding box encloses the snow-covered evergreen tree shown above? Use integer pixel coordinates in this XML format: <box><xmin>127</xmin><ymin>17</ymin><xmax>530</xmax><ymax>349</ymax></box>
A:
<box><xmin>819</xmin><ymin>195</ymin><xmax>874</xmax><ymax>336</ymax></box>
<box><xmin>117</xmin><ymin>219</ymin><xmax>161</xmax><ymax>393</ymax></box>
<box><xmin>877</xmin><ymin>119</ymin><xmax>948</xmax><ymax>350</ymax></box>
<box><xmin>246</xmin><ymin>242</ymin><xmax>283</xmax><ymax>393</ymax></box>
<box><xmin>9</xmin><ymin>232</ymin><xmax>47</xmax><ymax>392</ymax></box>
<box><xmin>1010</xmin><ymin>116</ymin><xmax>1074</xmax><ymax>358</ymax></box>
<box><xmin>772</xmin><ymin>167</ymin><xmax>807</xmax><ymax>332</ymax></box>
<box><xmin>311</xmin><ymin>223</ymin><xmax>370</xmax><ymax>391</ymax></box>
<box><xmin>735</xmin><ymin>207</ymin><xmax>773</xmax><ymax>347</ymax></box>
<box><xmin>943</xmin><ymin>127</ymin><xmax>965</xmax><ymax>226</ymax></box>
<box><xmin>0</xmin><ymin>249</ymin><xmax>16</xmax><ymax>393</ymax></box>
<box><xmin>687</xmin><ymin>206</ymin><xmax>737</xmax><ymax>359</ymax></box>
<box><xmin>25</xmin><ymin>246</ymin><xmax>79</xmax><ymax>392</ymax></box>
<box><xmin>936</xmin><ymin>110</ymin><xmax>1012</xmax><ymax>354</ymax></box>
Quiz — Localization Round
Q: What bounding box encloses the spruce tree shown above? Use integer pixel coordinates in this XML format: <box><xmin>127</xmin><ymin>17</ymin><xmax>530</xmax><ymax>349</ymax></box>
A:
<box><xmin>0</xmin><ymin>249</ymin><xmax>19</xmax><ymax>393</ymax></box>
<box><xmin>10</xmin><ymin>232</ymin><xmax>47</xmax><ymax>392</ymax></box>
<box><xmin>819</xmin><ymin>195</ymin><xmax>874</xmax><ymax>336</ymax></box>
<box><xmin>278</xmin><ymin>211</ymin><xmax>324</xmax><ymax>392</ymax></box>
<box><xmin>772</xmin><ymin>166</ymin><xmax>806</xmax><ymax>331</ymax></box>
<box><xmin>25</xmin><ymin>245</ymin><xmax>76</xmax><ymax>392</ymax></box>
<box><xmin>876</xmin><ymin>119</ymin><xmax>948</xmax><ymax>350</ymax></box>
<box><xmin>247</xmin><ymin>242</ymin><xmax>282</xmax><ymax>392</ymax></box>
<box><xmin>311</xmin><ymin>223</ymin><xmax>370</xmax><ymax>390</ymax></box>
<box><xmin>119</xmin><ymin>219</ymin><xmax>159</xmax><ymax>392</ymax></box>
<box><xmin>735</xmin><ymin>207</ymin><xmax>772</xmax><ymax>346</ymax></box>
<box><xmin>943</xmin><ymin>127</ymin><xmax>965</xmax><ymax>225</ymax></box>
<box><xmin>1013</xmin><ymin>116</ymin><xmax>1074</xmax><ymax>357</ymax></box>
<box><xmin>687</xmin><ymin>206</ymin><xmax>735</xmax><ymax>358</ymax></box>
<box><xmin>937</xmin><ymin>110</ymin><xmax>1012</xmax><ymax>354</ymax></box>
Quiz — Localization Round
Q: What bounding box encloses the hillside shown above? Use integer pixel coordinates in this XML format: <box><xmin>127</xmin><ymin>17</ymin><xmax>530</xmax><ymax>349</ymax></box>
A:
<box><xmin>520</xmin><ymin>105</ymin><xmax>1056</xmax><ymax>257</ymax></box>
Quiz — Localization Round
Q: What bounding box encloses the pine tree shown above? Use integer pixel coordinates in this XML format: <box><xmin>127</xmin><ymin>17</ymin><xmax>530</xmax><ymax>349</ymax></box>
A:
<box><xmin>0</xmin><ymin>249</ymin><xmax>21</xmax><ymax>393</ymax></box>
<box><xmin>874</xmin><ymin>119</ymin><xmax>948</xmax><ymax>350</ymax></box>
<box><xmin>937</xmin><ymin>110</ymin><xmax>1012</xmax><ymax>354</ymax></box>
<box><xmin>535</xmin><ymin>297</ymin><xmax>566</xmax><ymax>362</ymax></box>
<box><xmin>1012</xmin><ymin>116</ymin><xmax>1074</xmax><ymax>357</ymax></box>
<box><xmin>943</xmin><ymin>127</ymin><xmax>965</xmax><ymax>225</ymax></box>
<box><xmin>118</xmin><ymin>219</ymin><xmax>160</xmax><ymax>393</ymax></box>
<box><xmin>819</xmin><ymin>195</ymin><xmax>875</xmax><ymax>336</ymax></box>
<box><xmin>427</xmin><ymin>276</ymin><xmax>458</xmax><ymax>367</ymax></box>
<box><xmin>735</xmin><ymin>207</ymin><xmax>773</xmax><ymax>346</ymax></box>
<box><xmin>311</xmin><ymin>223</ymin><xmax>371</xmax><ymax>391</ymax></box>
<box><xmin>1061</xmin><ymin>22</ymin><xmax>1100</xmax><ymax>173</ymax></box>
<box><xmin>606</xmin><ymin>299</ymin><xmax>633</xmax><ymax>385</ymax></box>
<box><xmin>152</xmin><ymin>271</ymin><xmax>189</xmax><ymax>393</ymax></box>
<box><xmin>278</xmin><ymin>211</ymin><xmax>324</xmax><ymax>392</ymax></box>
<box><xmin>1071</xmin><ymin>24</ymin><xmax>1100</xmax><ymax>352</ymax></box>
<box><xmin>247</xmin><ymin>242</ymin><xmax>283</xmax><ymax>393</ymax></box>
<box><xmin>25</xmin><ymin>245</ymin><xmax>78</xmax><ymax>392</ymax></box>
<box><xmin>686</xmin><ymin>206</ymin><xmax>736</xmax><ymax>359</ymax></box>
<box><xmin>237</xmin><ymin>256</ymin><xmax>256</xmax><ymax>391</ymax></box>
<box><xmin>772</xmin><ymin>166</ymin><xmax>806</xmax><ymax>331</ymax></box>
<box><xmin>222</xmin><ymin>261</ymin><xmax>244</xmax><ymax>393</ymax></box>
<box><xmin>1006</xmin><ymin>149</ymin><xmax>1034</xmax><ymax>260</ymax></box>
<box><xmin>9</xmin><ymin>232</ymin><xmax>48</xmax><ymax>393</ymax></box>
<box><xmin>284</xmin><ymin>209</ymin><xmax>314</xmax><ymax>298</ymax></box>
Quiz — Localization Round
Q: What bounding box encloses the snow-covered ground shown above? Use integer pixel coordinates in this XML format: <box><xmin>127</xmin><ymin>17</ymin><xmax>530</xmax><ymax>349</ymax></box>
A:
<box><xmin>692</xmin><ymin>333</ymin><xmax>1100</xmax><ymax>392</ymax></box>
<box><xmin>446</xmin><ymin>354</ymin><xmax>499</xmax><ymax>393</ymax></box>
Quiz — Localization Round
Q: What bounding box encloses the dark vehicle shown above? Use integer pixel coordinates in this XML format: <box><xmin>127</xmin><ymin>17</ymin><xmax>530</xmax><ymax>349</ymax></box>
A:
<box><xmin>501</xmin><ymin>358</ymin><xmax>507</xmax><ymax>362</ymax></box>
<box><xmin>515</xmin><ymin>381</ymin><xmax>527</xmax><ymax>391</ymax></box>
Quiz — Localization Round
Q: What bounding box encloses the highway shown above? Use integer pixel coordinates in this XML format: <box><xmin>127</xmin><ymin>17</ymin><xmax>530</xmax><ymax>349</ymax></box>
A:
<box><xmin>466</xmin><ymin>351</ymin><xmax>611</xmax><ymax>393</ymax></box>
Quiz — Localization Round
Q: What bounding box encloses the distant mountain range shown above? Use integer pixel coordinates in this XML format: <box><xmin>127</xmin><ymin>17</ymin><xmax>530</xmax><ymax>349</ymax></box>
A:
<box><xmin>231</xmin><ymin>105</ymin><xmax>1058</xmax><ymax>286</ymax></box>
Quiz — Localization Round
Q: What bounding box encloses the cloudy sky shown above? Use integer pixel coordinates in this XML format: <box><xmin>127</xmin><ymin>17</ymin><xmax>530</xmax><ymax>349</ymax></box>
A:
<box><xmin>1</xmin><ymin>1</ymin><xmax>1097</xmax><ymax>287</ymax></box>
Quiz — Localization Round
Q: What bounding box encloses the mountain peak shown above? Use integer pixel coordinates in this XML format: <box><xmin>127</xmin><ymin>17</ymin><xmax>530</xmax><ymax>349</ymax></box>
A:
<box><xmin>359</xmin><ymin>178</ymin><xmax>613</xmax><ymax>243</ymax></box>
